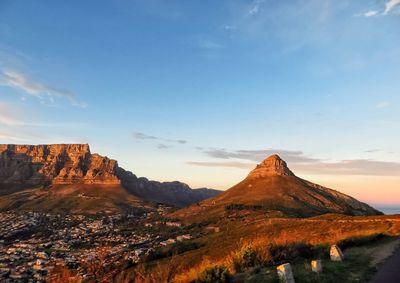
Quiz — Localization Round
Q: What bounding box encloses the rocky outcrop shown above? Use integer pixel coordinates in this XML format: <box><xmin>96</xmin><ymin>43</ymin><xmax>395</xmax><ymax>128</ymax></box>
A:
<box><xmin>0</xmin><ymin>144</ymin><xmax>221</xmax><ymax>208</ymax></box>
<box><xmin>0</xmin><ymin>144</ymin><xmax>120</xmax><ymax>187</ymax></box>
<box><xmin>247</xmin><ymin>154</ymin><xmax>295</xmax><ymax>179</ymax></box>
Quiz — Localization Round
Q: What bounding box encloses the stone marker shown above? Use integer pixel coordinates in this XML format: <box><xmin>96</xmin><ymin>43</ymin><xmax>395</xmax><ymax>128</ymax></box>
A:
<box><xmin>277</xmin><ymin>263</ymin><xmax>295</xmax><ymax>283</ymax></box>
<box><xmin>311</xmin><ymin>260</ymin><xmax>322</xmax><ymax>273</ymax></box>
<box><xmin>330</xmin><ymin>245</ymin><xmax>345</xmax><ymax>261</ymax></box>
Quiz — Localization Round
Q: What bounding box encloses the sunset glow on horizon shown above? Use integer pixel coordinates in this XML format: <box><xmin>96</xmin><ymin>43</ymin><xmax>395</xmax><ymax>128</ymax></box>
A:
<box><xmin>0</xmin><ymin>0</ymin><xmax>399</xmax><ymax>207</ymax></box>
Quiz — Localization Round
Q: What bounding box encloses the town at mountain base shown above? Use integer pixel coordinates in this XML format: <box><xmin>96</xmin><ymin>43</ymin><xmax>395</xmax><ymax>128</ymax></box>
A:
<box><xmin>0</xmin><ymin>144</ymin><xmax>392</xmax><ymax>283</ymax></box>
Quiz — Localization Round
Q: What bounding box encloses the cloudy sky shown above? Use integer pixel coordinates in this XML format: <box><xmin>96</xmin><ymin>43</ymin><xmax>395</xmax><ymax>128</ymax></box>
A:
<box><xmin>0</xmin><ymin>0</ymin><xmax>399</xmax><ymax>206</ymax></box>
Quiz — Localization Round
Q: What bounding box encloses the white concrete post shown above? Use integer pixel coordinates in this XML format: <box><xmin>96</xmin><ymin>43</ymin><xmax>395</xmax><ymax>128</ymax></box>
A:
<box><xmin>311</xmin><ymin>260</ymin><xmax>322</xmax><ymax>273</ymax></box>
<box><xmin>277</xmin><ymin>263</ymin><xmax>295</xmax><ymax>283</ymax></box>
<box><xmin>330</xmin><ymin>245</ymin><xmax>345</xmax><ymax>261</ymax></box>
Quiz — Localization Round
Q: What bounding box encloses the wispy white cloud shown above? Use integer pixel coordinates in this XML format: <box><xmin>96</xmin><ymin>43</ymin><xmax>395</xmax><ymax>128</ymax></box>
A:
<box><xmin>133</xmin><ymin>132</ymin><xmax>158</xmax><ymax>141</ymax></box>
<box><xmin>189</xmin><ymin>147</ymin><xmax>400</xmax><ymax>176</ymax></box>
<box><xmin>222</xmin><ymin>25</ymin><xmax>237</xmax><ymax>31</ymax></box>
<box><xmin>0</xmin><ymin>102</ymin><xmax>85</xmax><ymax>129</ymax></box>
<box><xmin>223</xmin><ymin>0</ymin><xmax>336</xmax><ymax>54</ymax></box>
<box><xmin>296</xmin><ymin>159</ymin><xmax>400</xmax><ymax>176</ymax></box>
<box><xmin>384</xmin><ymin>0</ymin><xmax>400</xmax><ymax>15</ymax></box>
<box><xmin>202</xmin><ymin>148</ymin><xmax>318</xmax><ymax>163</ymax></box>
<box><xmin>0</xmin><ymin>102</ymin><xmax>30</xmax><ymax>127</ymax></box>
<box><xmin>376</xmin><ymin>101</ymin><xmax>391</xmax><ymax>108</ymax></box>
<box><xmin>198</xmin><ymin>39</ymin><xmax>224</xmax><ymax>49</ymax></box>
<box><xmin>357</xmin><ymin>0</ymin><xmax>400</xmax><ymax>17</ymax></box>
<box><xmin>364</xmin><ymin>149</ymin><xmax>380</xmax><ymax>153</ymax></box>
<box><xmin>133</xmin><ymin>131</ymin><xmax>187</xmax><ymax>146</ymax></box>
<box><xmin>157</xmin><ymin>143</ymin><xmax>172</xmax><ymax>150</ymax></box>
<box><xmin>0</xmin><ymin>69</ymin><xmax>87</xmax><ymax>108</ymax></box>
<box><xmin>0</xmin><ymin>131</ymin><xmax>24</xmax><ymax>141</ymax></box>
<box><xmin>187</xmin><ymin>161</ymin><xmax>253</xmax><ymax>169</ymax></box>
<box><xmin>247</xmin><ymin>0</ymin><xmax>265</xmax><ymax>17</ymax></box>
<box><xmin>0</xmin><ymin>108</ymin><xmax>19</xmax><ymax>127</ymax></box>
<box><xmin>0</xmin><ymin>47</ymin><xmax>32</xmax><ymax>70</ymax></box>
<box><xmin>355</xmin><ymin>10</ymin><xmax>379</xmax><ymax>17</ymax></box>
<box><xmin>365</xmin><ymin>10</ymin><xmax>379</xmax><ymax>17</ymax></box>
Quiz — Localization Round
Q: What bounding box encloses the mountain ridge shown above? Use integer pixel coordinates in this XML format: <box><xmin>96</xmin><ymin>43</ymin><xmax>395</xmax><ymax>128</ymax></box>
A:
<box><xmin>0</xmin><ymin>144</ymin><xmax>120</xmax><ymax>187</ymax></box>
<box><xmin>174</xmin><ymin>154</ymin><xmax>381</xmax><ymax>220</ymax></box>
<box><xmin>0</xmin><ymin>144</ymin><xmax>221</xmax><ymax>210</ymax></box>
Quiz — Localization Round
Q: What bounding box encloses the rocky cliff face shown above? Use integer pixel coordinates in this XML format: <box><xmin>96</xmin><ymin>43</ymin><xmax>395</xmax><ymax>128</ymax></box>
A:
<box><xmin>0</xmin><ymin>144</ymin><xmax>221</xmax><ymax>208</ymax></box>
<box><xmin>0</xmin><ymin>144</ymin><xmax>120</xmax><ymax>187</ymax></box>
<box><xmin>247</xmin><ymin>154</ymin><xmax>295</xmax><ymax>179</ymax></box>
<box><xmin>117</xmin><ymin>168</ymin><xmax>221</xmax><ymax>207</ymax></box>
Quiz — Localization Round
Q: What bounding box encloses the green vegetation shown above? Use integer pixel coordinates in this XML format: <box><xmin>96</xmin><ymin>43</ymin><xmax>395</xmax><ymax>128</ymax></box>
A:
<box><xmin>145</xmin><ymin>241</ymin><xmax>203</xmax><ymax>261</ymax></box>
<box><xmin>337</xmin><ymin>233</ymin><xmax>384</xmax><ymax>249</ymax></box>
<box><xmin>291</xmin><ymin>252</ymin><xmax>375</xmax><ymax>283</ymax></box>
<box><xmin>148</xmin><ymin>215</ymin><xmax>400</xmax><ymax>282</ymax></box>
<box><xmin>225</xmin><ymin>204</ymin><xmax>264</xmax><ymax>211</ymax></box>
<box><xmin>231</xmin><ymin>242</ymin><xmax>323</xmax><ymax>273</ymax></box>
<box><xmin>190</xmin><ymin>235</ymin><xmax>395</xmax><ymax>283</ymax></box>
<box><xmin>267</xmin><ymin>242</ymin><xmax>318</xmax><ymax>265</ymax></box>
<box><xmin>43</xmin><ymin>247</ymin><xmax>52</xmax><ymax>256</ymax></box>
<box><xmin>192</xmin><ymin>266</ymin><xmax>230</xmax><ymax>283</ymax></box>
<box><xmin>231</xmin><ymin>248</ymin><xmax>376</xmax><ymax>283</ymax></box>
<box><xmin>232</xmin><ymin>245</ymin><xmax>260</xmax><ymax>273</ymax></box>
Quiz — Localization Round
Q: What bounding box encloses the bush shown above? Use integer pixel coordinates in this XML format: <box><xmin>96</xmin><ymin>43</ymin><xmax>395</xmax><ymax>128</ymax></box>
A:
<box><xmin>338</xmin><ymin>233</ymin><xmax>384</xmax><ymax>250</ymax></box>
<box><xmin>234</xmin><ymin>246</ymin><xmax>256</xmax><ymax>272</ymax></box>
<box><xmin>231</xmin><ymin>245</ymin><xmax>263</xmax><ymax>273</ymax></box>
<box><xmin>225</xmin><ymin>204</ymin><xmax>263</xmax><ymax>211</ymax></box>
<box><xmin>192</xmin><ymin>265</ymin><xmax>230</xmax><ymax>283</ymax></box>
<box><xmin>145</xmin><ymin>241</ymin><xmax>202</xmax><ymax>261</ymax></box>
<box><xmin>267</xmin><ymin>242</ymin><xmax>314</xmax><ymax>265</ymax></box>
<box><xmin>230</xmin><ymin>242</ymin><xmax>317</xmax><ymax>272</ymax></box>
<box><xmin>312</xmin><ymin>244</ymin><xmax>330</xmax><ymax>259</ymax></box>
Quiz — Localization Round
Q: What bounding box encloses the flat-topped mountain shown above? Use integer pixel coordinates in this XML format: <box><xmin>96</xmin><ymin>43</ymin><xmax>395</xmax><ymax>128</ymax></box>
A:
<box><xmin>0</xmin><ymin>144</ymin><xmax>221</xmax><ymax>212</ymax></box>
<box><xmin>174</xmin><ymin>155</ymin><xmax>381</xmax><ymax>220</ymax></box>
<box><xmin>0</xmin><ymin>144</ymin><xmax>120</xmax><ymax>188</ymax></box>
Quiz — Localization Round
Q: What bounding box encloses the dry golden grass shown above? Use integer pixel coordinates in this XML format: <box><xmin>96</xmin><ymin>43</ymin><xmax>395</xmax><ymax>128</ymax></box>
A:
<box><xmin>132</xmin><ymin>255</ymin><xmax>182</xmax><ymax>283</ymax></box>
<box><xmin>47</xmin><ymin>265</ymin><xmax>82</xmax><ymax>283</ymax></box>
<box><xmin>166</xmin><ymin>215</ymin><xmax>400</xmax><ymax>282</ymax></box>
<box><xmin>50</xmin><ymin>215</ymin><xmax>400</xmax><ymax>283</ymax></box>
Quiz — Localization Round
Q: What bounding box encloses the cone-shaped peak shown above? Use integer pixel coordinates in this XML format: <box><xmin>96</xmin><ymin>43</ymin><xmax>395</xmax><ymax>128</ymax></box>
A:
<box><xmin>265</xmin><ymin>154</ymin><xmax>282</xmax><ymax>162</ymax></box>
<box><xmin>247</xmin><ymin>154</ymin><xmax>295</xmax><ymax>178</ymax></box>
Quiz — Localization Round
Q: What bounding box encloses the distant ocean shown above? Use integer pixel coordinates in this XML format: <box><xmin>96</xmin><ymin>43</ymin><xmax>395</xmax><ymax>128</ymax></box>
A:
<box><xmin>376</xmin><ymin>207</ymin><xmax>400</xmax><ymax>215</ymax></box>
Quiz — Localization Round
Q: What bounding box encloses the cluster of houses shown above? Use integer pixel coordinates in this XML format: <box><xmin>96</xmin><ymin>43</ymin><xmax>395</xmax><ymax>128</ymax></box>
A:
<box><xmin>0</xmin><ymin>212</ymin><xmax>39</xmax><ymax>239</ymax></box>
<box><xmin>0</xmin><ymin>212</ymin><xmax>192</xmax><ymax>282</ymax></box>
<box><xmin>0</xmin><ymin>241</ymin><xmax>50</xmax><ymax>282</ymax></box>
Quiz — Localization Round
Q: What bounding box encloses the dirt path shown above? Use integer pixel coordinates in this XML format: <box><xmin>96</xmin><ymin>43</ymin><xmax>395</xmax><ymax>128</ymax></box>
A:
<box><xmin>370</xmin><ymin>240</ymin><xmax>400</xmax><ymax>283</ymax></box>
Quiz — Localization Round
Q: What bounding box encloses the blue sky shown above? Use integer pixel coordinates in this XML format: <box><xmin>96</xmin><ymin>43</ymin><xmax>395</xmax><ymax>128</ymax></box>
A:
<box><xmin>0</xmin><ymin>0</ymin><xmax>399</xmax><ymax>205</ymax></box>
